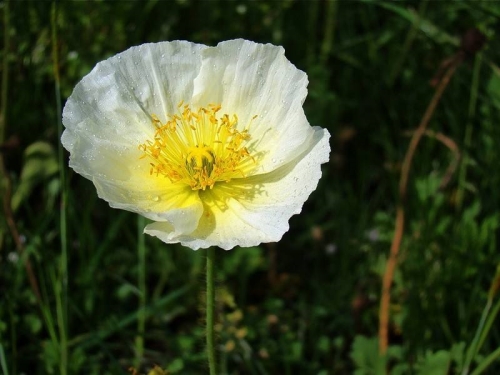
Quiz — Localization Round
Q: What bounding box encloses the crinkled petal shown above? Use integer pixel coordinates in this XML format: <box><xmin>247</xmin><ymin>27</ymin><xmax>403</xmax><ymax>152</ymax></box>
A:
<box><xmin>63</xmin><ymin>119</ymin><xmax>204</xmax><ymax>233</ymax></box>
<box><xmin>96</xmin><ymin>177</ymin><xmax>203</xmax><ymax>237</ymax></box>
<box><xmin>192</xmin><ymin>39</ymin><xmax>313</xmax><ymax>174</ymax></box>
<box><xmin>62</xmin><ymin>39</ymin><xmax>331</xmax><ymax>251</ymax></box>
<box><xmin>62</xmin><ymin>41</ymin><xmax>206</xmax><ymax>182</ymax></box>
<box><xmin>62</xmin><ymin>41</ymin><xmax>206</xmax><ymax>147</ymax></box>
<box><xmin>62</xmin><ymin>41</ymin><xmax>207</xmax><ymax>235</ymax></box>
<box><xmin>62</xmin><ymin>117</ymin><xmax>133</xmax><ymax>182</ymax></box>
<box><xmin>145</xmin><ymin>127</ymin><xmax>330</xmax><ymax>250</ymax></box>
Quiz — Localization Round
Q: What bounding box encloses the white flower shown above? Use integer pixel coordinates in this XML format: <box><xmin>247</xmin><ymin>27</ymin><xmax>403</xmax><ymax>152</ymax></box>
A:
<box><xmin>62</xmin><ymin>39</ymin><xmax>330</xmax><ymax>250</ymax></box>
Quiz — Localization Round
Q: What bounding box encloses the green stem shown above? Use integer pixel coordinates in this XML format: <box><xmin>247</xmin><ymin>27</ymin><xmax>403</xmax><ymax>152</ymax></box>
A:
<box><xmin>388</xmin><ymin>0</ymin><xmax>428</xmax><ymax>86</ymax></box>
<box><xmin>461</xmin><ymin>299</ymin><xmax>492</xmax><ymax>375</ymax></box>
<box><xmin>461</xmin><ymin>268</ymin><xmax>500</xmax><ymax>375</ymax></box>
<box><xmin>135</xmin><ymin>216</ymin><xmax>146</xmax><ymax>368</ymax></box>
<box><xmin>319</xmin><ymin>0</ymin><xmax>337</xmax><ymax>66</ymax></box>
<box><xmin>0</xmin><ymin>342</ymin><xmax>8</xmax><ymax>375</ymax></box>
<box><xmin>470</xmin><ymin>346</ymin><xmax>500</xmax><ymax>375</ymax></box>
<box><xmin>206</xmin><ymin>247</ymin><xmax>217</xmax><ymax>375</ymax></box>
<box><xmin>306</xmin><ymin>0</ymin><xmax>319</xmax><ymax>67</ymax></box>
<box><xmin>0</xmin><ymin>0</ymin><xmax>8</xmax><ymax>145</ymax></box>
<box><xmin>0</xmin><ymin>0</ymin><xmax>9</xmax><ymax>261</ymax></box>
<box><xmin>51</xmin><ymin>3</ymin><xmax>68</xmax><ymax>374</ymax></box>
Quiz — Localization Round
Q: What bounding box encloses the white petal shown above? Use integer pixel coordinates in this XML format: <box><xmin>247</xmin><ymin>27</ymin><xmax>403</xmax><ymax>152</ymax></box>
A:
<box><xmin>192</xmin><ymin>39</ymin><xmax>313</xmax><ymax>174</ymax></box>
<box><xmin>62</xmin><ymin>40</ymin><xmax>331</xmax><ymax>251</ymax></box>
<box><xmin>61</xmin><ymin>41</ymin><xmax>208</xmax><ymax>235</ymax></box>
<box><xmin>62</xmin><ymin>41</ymin><xmax>206</xmax><ymax>181</ymax></box>
<box><xmin>154</xmin><ymin>127</ymin><xmax>330</xmax><ymax>250</ymax></box>
<box><xmin>62</xmin><ymin>118</ymin><xmax>134</xmax><ymax>182</ymax></box>
<box><xmin>62</xmin><ymin>41</ymin><xmax>206</xmax><ymax>147</ymax></box>
<box><xmin>103</xmin><ymin>180</ymin><xmax>203</xmax><ymax>237</ymax></box>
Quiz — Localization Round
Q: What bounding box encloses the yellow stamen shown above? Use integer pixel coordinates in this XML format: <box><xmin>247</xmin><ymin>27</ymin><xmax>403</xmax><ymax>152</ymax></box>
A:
<box><xmin>139</xmin><ymin>103</ymin><xmax>256</xmax><ymax>191</ymax></box>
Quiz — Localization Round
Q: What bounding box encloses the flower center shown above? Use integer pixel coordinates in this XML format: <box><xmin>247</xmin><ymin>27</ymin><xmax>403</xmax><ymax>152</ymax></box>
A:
<box><xmin>139</xmin><ymin>103</ymin><xmax>256</xmax><ymax>191</ymax></box>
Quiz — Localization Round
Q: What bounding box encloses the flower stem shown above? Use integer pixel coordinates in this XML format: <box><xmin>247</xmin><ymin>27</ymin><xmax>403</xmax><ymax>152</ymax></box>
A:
<box><xmin>51</xmin><ymin>3</ymin><xmax>68</xmax><ymax>374</ymax></box>
<box><xmin>135</xmin><ymin>215</ymin><xmax>146</xmax><ymax>368</ymax></box>
<box><xmin>206</xmin><ymin>247</ymin><xmax>217</xmax><ymax>375</ymax></box>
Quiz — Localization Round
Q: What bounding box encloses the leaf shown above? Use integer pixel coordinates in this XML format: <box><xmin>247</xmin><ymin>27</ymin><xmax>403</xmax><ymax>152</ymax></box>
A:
<box><xmin>416</xmin><ymin>350</ymin><xmax>451</xmax><ymax>375</ymax></box>
<box><xmin>415</xmin><ymin>175</ymin><xmax>442</xmax><ymax>204</ymax></box>
<box><xmin>166</xmin><ymin>358</ymin><xmax>184</xmax><ymax>373</ymax></box>
<box><xmin>487</xmin><ymin>68</ymin><xmax>500</xmax><ymax>111</ymax></box>
<box><xmin>350</xmin><ymin>336</ymin><xmax>386</xmax><ymax>375</ymax></box>
<box><xmin>361</xmin><ymin>0</ymin><xmax>460</xmax><ymax>46</ymax></box>
<box><xmin>11</xmin><ymin>141</ymin><xmax>58</xmax><ymax>212</ymax></box>
<box><xmin>450</xmin><ymin>342</ymin><xmax>466</xmax><ymax>371</ymax></box>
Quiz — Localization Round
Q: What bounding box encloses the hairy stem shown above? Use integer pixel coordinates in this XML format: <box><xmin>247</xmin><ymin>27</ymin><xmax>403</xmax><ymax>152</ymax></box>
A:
<box><xmin>135</xmin><ymin>216</ymin><xmax>146</xmax><ymax>368</ymax></box>
<box><xmin>206</xmin><ymin>247</ymin><xmax>217</xmax><ymax>375</ymax></box>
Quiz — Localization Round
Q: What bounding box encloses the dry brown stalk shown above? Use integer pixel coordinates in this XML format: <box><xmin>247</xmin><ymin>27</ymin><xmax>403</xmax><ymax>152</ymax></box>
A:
<box><xmin>378</xmin><ymin>55</ymin><xmax>463</xmax><ymax>355</ymax></box>
<box><xmin>401</xmin><ymin>129</ymin><xmax>461</xmax><ymax>189</ymax></box>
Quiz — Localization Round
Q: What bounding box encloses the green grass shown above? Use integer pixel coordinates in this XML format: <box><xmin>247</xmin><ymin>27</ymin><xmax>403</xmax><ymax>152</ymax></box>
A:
<box><xmin>1</xmin><ymin>1</ymin><xmax>500</xmax><ymax>374</ymax></box>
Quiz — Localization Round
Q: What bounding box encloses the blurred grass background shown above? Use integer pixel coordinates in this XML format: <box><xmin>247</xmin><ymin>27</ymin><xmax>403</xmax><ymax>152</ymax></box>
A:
<box><xmin>1</xmin><ymin>0</ymin><xmax>500</xmax><ymax>374</ymax></box>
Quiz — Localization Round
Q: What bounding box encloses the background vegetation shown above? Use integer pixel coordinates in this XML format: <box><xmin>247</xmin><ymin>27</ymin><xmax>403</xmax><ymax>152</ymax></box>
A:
<box><xmin>1</xmin><ymin>0</ymin><xmax>500</xmax><ymax>374</ymax></box>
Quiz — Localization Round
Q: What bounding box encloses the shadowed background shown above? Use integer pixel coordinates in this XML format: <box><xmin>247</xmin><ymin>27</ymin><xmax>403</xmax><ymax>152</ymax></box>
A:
<box><xmin>1</xmin><ymin>1</ymin><xmax>500</xmax><ymax>374</ymax></box>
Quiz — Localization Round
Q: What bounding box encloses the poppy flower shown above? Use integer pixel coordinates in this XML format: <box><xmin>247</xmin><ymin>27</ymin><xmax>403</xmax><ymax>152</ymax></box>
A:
<box><xmin>62</xmin><ymin>39</ymin><xmax>330</xmax><ymax>250</ymax></box>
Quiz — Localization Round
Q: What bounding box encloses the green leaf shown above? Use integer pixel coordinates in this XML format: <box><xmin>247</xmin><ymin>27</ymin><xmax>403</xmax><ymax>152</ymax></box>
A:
<box><xmin>11</xmin><ymin>141</ymin><xmax>58</xmax><ymax>212</ymax></box>
<box><xmin>362</xmin><ymin>0</ymin><xmax>460</xmax><ymax>46</ymax></box>
<box><xmin>450</xmin><ymin>342</ymin><xmax>466</xmax><ymax>370</ymax></box>
<box><xmin>350</xmin><ymin>336</ymin><xmax>386</xmax><ymax>375</ymax></box>
<box><xmin>487</xmin><ymin>68</ymin><xmax>500</xmax><ymax>111</ymax></box>
<box><xmin>166</xmin><ymin>358</ymin><xmax>184</xmax><ymax>373</ymax></box>
<box><xmin>416</xmin><ymin>350</ymin><xmax>451</xmax><ymax>375</ymax></box>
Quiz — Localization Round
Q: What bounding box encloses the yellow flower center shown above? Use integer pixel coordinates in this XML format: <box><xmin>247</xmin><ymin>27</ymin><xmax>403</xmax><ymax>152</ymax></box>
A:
<box><xmin>139</xmin><ymin>102</ymin><xmax>256</xmax><ymax>191</ymax></box>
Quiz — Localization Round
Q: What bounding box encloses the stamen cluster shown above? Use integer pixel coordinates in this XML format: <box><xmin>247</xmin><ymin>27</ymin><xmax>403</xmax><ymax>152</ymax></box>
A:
<box><xmin>139</xmin><ymin>103</ymin><xmax>255</xmax><ymax>190</ymax></box>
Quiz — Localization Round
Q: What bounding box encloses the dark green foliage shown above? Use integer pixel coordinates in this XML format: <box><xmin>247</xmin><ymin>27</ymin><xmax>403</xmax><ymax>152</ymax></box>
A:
<box><xmin>1</xmin><ymin>0</ymin><xmax>500</xmax><ymax>374</ymax></box>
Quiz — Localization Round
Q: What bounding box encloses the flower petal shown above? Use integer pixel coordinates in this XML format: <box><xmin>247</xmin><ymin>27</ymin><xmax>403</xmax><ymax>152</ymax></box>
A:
<box><xmin>63</xmin><ymin>121</ymin><xmax>203</xmax><ymax>229</ymax></box>
<box><xmin>62</xmin><ymin>41</ymin><xmax>208</xmax><ymax>236</ymax></box>
<box><xmin>146</xmin><ymin>126</ymin><xmax>330</xmax><ymax>250</ymax></box>
<box><xmin>62</xmin><ymin>41</ymin><xmax>205</xmax><ymax>185</ymax></box>
<box><xmin>62</xmin><ymin>40</ymin><xmax>331</xmax><ymax>251</ymax></box>
<box><xmin>191</xmin><ymin>39</ymin><xmax>314</xmax><ymax>174</ymax></box>
<box><xmin>98</xmin><ymin>177</ymin><xmax>203</xmax><ymax>236</ymax></box>
<box><xmin>62</xmin><ymin>41</ymin><xmax>206</xmax><ymax>147</ymax></box>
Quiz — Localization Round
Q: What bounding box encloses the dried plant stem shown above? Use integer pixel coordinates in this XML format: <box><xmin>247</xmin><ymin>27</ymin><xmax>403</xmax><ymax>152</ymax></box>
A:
<box><xmin>398</xmin><ymin>58</ymin><xmax>461</xmax><ymax>200</ymax></box>
<box><xmin>402</xmin><ymin>129</ymin><xmax>461</xmax><ymax>189</ymax></box>
<box><xmin>206</xmin><ymin>247</ymin><xmax>217</xmax><ymax>375</ymax></box>
<box><xmin>378</xmin><ymin>55</ymin><xmax>462</xmax><ymax>354</ymax></box>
